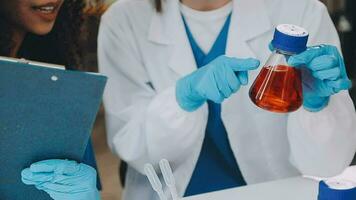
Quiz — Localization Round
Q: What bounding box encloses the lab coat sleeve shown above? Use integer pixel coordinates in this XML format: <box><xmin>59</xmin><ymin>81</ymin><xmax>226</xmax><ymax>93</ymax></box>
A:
<box><xmin>97</xmin><ymin>12</ymin><xmax>207</xmax><ymax>174</ymax></box>
<box><xmin>287</xmin><ymin>1</ymin><xmax>356</xmax><ymax>177</ymax></box>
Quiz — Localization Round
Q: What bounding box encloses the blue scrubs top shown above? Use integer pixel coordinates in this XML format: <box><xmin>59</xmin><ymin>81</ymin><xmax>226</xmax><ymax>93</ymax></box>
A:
<box><xmin>183</xmin><ymin>14</ymin><xmax>246</xmax><ymax>197</ymax></box>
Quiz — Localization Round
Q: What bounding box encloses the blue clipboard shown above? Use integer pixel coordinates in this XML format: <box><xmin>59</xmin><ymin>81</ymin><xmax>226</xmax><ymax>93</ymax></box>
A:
<box><xmin>0</xmin><ymin>57</ymin><xmax>107</xmax><ymax>200</ymax></box>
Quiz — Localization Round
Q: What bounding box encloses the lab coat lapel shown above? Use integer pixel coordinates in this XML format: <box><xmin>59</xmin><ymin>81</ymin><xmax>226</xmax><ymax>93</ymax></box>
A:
<box><xmin>225</xmin><ymin>0</ymin><xmax>272</xmax><ymax>58</ymax></box>
<box><xmin>148</xmin><ymin>0</ymin><xmax>197</xmax><ymax>77</ymax></box>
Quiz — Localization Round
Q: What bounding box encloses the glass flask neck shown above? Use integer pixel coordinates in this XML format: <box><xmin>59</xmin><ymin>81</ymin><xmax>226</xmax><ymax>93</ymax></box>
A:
<box><xmin>275</xmin><ymin>48</ymin><xmax>296</xmax><ymax>56</ymax></box>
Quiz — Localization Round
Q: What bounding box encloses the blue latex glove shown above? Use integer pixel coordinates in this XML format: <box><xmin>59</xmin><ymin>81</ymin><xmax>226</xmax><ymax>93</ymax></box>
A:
<box><xmin>288</xmin><ymin>45</ymin><xmax>352</xmax><ymax>112</ymax></box>
<box><xmin>176</xmin><ymin>55</ymin><xmax>260</xmax><ymax>112</ymax></box>
<box><xmin>22</xmin><ymin>159</ymin><xmax>100</xmax><ymax>200</ymax></box>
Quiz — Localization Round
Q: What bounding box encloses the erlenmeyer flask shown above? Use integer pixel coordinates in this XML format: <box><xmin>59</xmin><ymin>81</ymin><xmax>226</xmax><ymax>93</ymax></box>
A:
<box><xmin>249</xmin><ymin>24</ymin><xmax>309</xmax><ymax>113</ymax></box>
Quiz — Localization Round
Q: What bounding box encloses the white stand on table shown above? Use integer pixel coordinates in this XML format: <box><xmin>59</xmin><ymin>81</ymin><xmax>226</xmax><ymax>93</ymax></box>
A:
<box><xmin>182</xmin><ymin>177</ymin><xmax>319</xmax><ymax>200</ymax></box>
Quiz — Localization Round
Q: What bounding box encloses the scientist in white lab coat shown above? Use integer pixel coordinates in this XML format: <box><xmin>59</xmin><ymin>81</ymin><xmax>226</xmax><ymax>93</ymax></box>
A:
<box><xmin>97</xmin><ymin>0</ymin><xmax>356</xmax><ymax>199</ymax></box>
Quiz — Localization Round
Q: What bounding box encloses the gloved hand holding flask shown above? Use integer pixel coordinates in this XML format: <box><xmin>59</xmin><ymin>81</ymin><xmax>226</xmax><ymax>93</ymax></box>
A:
<box><xmin>288</xmin><ymin>45</ymin><xmax>352</xmax><ymax>112</ymax></box>
<box><xmin>250</xmin><ymin>24</ymin><xmax>351</xmax><ymax>113</ymax></box>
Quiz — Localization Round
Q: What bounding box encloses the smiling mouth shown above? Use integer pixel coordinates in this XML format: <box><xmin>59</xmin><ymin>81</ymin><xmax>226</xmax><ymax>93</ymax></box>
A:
<box><xmin>31</xmin><ymin>2</ymin><xmax>60</xmax><ymax>14</ymax></box>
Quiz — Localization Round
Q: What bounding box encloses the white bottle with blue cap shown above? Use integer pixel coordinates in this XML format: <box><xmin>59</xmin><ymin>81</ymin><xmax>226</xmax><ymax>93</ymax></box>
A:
<box><xmin>304</xmin><ymin>166</ymin><xmax>356</xmax><ymax>200</ymax></box>
<box><xmin>249</xmin><ymin>24</ymin><xmax>309</xmax><ymax>113</ymax></box>
<box><xmin>318</xmin><ymin>179</ymin><xmax>356</xmax><ymax>200</ymax></box>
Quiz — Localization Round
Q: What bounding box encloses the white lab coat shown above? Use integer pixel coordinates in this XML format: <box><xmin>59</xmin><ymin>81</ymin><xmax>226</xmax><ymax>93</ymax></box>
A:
<box><xmin>98</xmin><ymin>0</ymin><xmax>356</xmax><ymax>200</ymax></box>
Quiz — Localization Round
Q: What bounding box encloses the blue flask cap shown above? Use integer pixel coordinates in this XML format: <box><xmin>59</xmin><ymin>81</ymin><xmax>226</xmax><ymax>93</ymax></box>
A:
<box><xmin>271</xmin><ymin>24</ymin><xmax>309</xmax><ymax>54</ymax></box>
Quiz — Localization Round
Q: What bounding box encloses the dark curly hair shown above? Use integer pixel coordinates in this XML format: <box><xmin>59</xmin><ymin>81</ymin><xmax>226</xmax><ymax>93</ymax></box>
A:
<box><xmin>0</xmin><ymin>0</ymin><xmax>85</xmax><ymax>70</ymax></box>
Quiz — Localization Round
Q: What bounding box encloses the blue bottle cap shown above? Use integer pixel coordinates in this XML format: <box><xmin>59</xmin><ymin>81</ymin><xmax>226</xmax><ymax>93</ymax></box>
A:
<box><xmin>318</xmin><ymin>180</ymin><xmax>356</xmax><ymax>200</ymax></box>
<box><xmin>271</xmin><ymin>24</ymin><xmax>309</xmax><ymax>54</ymax></box>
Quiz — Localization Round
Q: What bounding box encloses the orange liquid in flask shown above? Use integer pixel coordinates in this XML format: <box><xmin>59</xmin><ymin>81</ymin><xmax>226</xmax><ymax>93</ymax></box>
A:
<box><xmin>249</xmin><ymin>65</ymin><xmax>303</xmax><ymax>113</ymax></box>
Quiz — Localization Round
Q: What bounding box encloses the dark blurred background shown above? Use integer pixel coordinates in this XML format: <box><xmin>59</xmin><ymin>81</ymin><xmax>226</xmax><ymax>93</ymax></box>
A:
<box><xmin>81</xmin><ymin>1</ymin><xmax>356</xmax><ymax>199</ymax></box>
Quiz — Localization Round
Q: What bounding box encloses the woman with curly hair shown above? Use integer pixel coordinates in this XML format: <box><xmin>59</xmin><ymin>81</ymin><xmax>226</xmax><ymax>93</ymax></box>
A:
<box><xmin>0</xmin><ymin>1</ymin><xmax>100</xmax><ymax>199</ymax></box>
<box><xmin>0</xmin><ymin>0</ymin><xmax>84</xmax><ymax>67</ymax></box>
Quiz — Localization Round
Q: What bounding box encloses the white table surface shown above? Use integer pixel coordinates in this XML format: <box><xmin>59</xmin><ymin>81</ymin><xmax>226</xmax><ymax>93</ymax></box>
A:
<box><xmin>183</xmin><ymin>177</ymin><xmax>319</xmax><ymax>200</ymax></box>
